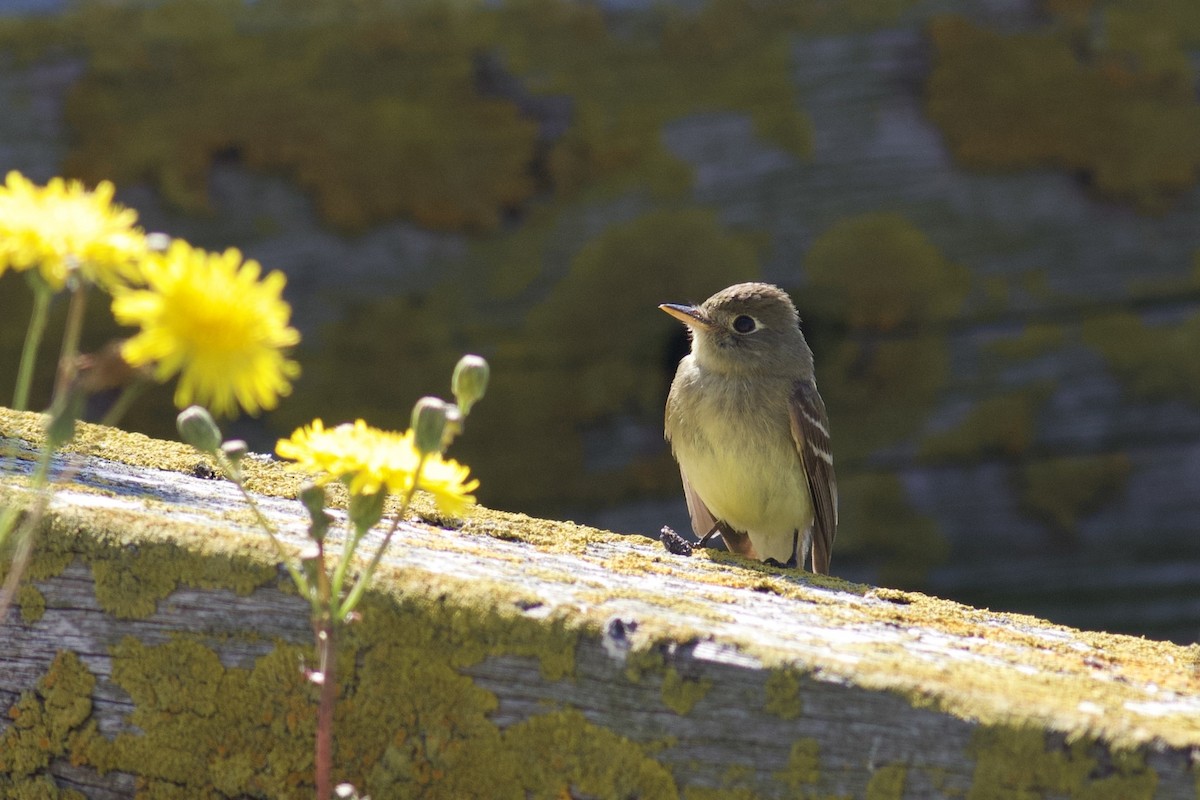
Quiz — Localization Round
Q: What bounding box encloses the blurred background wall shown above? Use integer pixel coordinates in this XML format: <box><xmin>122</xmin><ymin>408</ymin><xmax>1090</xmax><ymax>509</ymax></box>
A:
<box><xmin>2</xmin><ymin>0</ymin><xmax>1200</xmax><ymax>642</ymax></box>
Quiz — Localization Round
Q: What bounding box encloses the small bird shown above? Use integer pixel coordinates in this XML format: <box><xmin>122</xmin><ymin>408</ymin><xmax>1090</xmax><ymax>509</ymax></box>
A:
<box><xmin>661</xmin><ymin>282</ymin><xmax>837</xmax><ymax>572</ymax></box>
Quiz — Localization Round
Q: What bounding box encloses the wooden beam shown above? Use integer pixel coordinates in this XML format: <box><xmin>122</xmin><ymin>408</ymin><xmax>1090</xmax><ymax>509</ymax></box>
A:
<box><xmin>1</xmin><ymin>408</ymin><xmax>1197</xmax><ymax>798</ymax></box>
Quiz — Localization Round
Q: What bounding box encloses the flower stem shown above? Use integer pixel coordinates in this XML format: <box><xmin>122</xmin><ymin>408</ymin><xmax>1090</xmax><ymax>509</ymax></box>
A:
<box><xmin>230</xmin><ymin>477</ymin><xmax>314</xmax><ymax>607</ymax></box>
<box><xmin>329</xmin><ymin>521</ymin><xmax>361</xmax><ymax>610</ymax></box>
<box><xmin>337</xmin><ymin>455</ymin><xmax>427</xmax><ymax>621</ymax></box>
<box><xmin>0</xmin><ymin>440</ymin><xmax>56</xmax><ymax>621</ymax></box>
<box><xmin>52</xmin><ymin>275</ymin><xmax>88</xmax><ymax>401</ymax></box>
<box><xmin>313</xmin><ymin>614</ymin><xmax>336</xmax><ymax>800</ymax></box>
<box><xmin>99</xmin><ymin>377</ymin><xmax>147</xmax><ymax>429</ymax></box>
<box><xmin>13</xmin><ymin>279</ymin><xmax>53</xmax><ymax>411</ymax></box>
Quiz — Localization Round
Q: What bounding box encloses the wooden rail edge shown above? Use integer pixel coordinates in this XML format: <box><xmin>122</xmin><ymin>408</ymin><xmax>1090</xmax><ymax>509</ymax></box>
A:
<box><xmin>1</xmin><ymin>407</ymin><xmax>1199</xmax><ymax>799</ymax></box>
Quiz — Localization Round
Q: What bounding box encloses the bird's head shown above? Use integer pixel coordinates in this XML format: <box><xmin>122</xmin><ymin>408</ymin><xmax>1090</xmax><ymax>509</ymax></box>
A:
<box><xmin>660</xmin><ymin>282</ymin><xmax>811</xmax><ymax>375</ymax></box>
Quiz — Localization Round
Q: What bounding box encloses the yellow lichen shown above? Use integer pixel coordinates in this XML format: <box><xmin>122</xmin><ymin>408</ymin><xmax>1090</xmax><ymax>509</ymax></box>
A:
<box><xmin>820</xmin><ymin>336</ymin><xmax>951</xmax><ymax>463</ymax></box>
<box><xmin>17</xmin><ymin>584</ymin><xmax>45</xmax><ymax>624</ymax></box>
<box><xmin>1019</xmin><ymin>454</ymin><xmax>1131</xmax><ymax>538</ymax></box>
<box><xmin>1082</xmin><ymin>310</ymin><xmax>1200</xmax><ymax>405</ymax></box>
<box><xmin>865</xmin><ymin>764</ymin><xmax>908</xmax><ymax>800</ymax></box>
<box><xmin>835</xmin><ymin>473</ymin><xmax>950</xmax><ymax>588</ymax></box>
<box><xmin>985</xmin><ymin>323</ymin><xmax>1065</xmax><ymax>363</ymax></box>
<box><xmin>0</xmin><ymin>651</ymin><xmax>95</xmax><ymax>783</ymax></box>
<box><xmin>660</xmin><ymin>667</ymin><xmax>713</xmax><ymax>715</ymax></box>
<box><xmin>763</xmin><ymin>668</ymin><xmax>803</xmax><ymax>720</ymax></box>
<box><xmin>504</xmin><ymin>709</ymin><xmax>677</xmax><ymax>800</ymax></box>
<box><xmin>805</xmin><ymin>212</ymin><xmax>970</xmax><ymax>330</ymax></box>
<box><xmin>79</xmin><ymin>637</ymin><xmax>314</xmax><ymax>795</ymax></box>
<box><xmin>967</xmin><ymin>726</ymin><xmax>1157</xmax><ymax>800</ymax></box>
<box><xmin>774</xmin><ymin>737</ymin><xmax>821</xmax><ymax>790</ymax></box>
<box><xmin>920</xmin><ymin>387</ymin><xmax>1051</xmax><ymax>462</ymax></box>
<box><xmin>927</xmin><ymin>14</ymin><xmax>1200</xmax><ymax>211</ymax></box>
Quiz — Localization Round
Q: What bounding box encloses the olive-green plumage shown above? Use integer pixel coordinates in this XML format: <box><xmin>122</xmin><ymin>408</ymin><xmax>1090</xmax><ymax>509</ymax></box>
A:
<box><xmin>661</xmin><ymin>282</ymin><xmax>838</xmax><ymax>572</ymax></box>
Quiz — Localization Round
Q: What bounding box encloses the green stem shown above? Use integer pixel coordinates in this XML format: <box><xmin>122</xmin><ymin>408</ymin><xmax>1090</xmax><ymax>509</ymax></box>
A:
<box><xmin>0</xmin><ymin>440</ymin><xmax>56</xmax><ymax>621</ymax></box>
<box><xmin>313</xmin><ymin>612</ymin><xmax>336</xmax><ymax>800</ymax></box>
<box><xmin>329</xmin><ymin>514</ymin><xmax>370</xmax><ymax>609</ymax></box>
<box><xmin>337</xmin><ymin>454</ymin><xmax>427</xmax><ymax>621</ymax></box>
<box><xmin>53</xmin><ymin>279</ymin><xmax>88</xmax><ymax>401</ymax></box>
<box><xmin>99</xmin><ymin>378</ymin><xmax>147</xmax><ymax>429</ymax></box>
<box><xmin>231</xmin><ymin>477</ymin><xmax>314</xmax><ymax>607</ymax></box>
<box><xmin>13</xmin><ymin>280</ymin><xmax>53</xmax><ymax>411</ymax></box>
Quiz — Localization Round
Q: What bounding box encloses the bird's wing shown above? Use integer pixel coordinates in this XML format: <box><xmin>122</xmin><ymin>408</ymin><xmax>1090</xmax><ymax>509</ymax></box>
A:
<box><xmin>680</xmin><ymin>467</ymin><xmax>755</xmax><ymax>558</ymax></box>
<box><xmin>788</xmin><ymin>379</ymin><xmax>838</xmax><ymax>574</ymax></box>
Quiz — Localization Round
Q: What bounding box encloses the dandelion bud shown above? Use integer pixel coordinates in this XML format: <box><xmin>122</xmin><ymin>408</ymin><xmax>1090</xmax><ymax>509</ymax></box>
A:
<box><xmin>299</xmin><ymin>483</ymin><xmax>331</xmax><ymax>542</ymax></box>
<box><xmin>451</xmin><ymin>355</ymin><xmax>489</xmax><ymax>416</ymax></box>
<box><xmin>177</xmin><ymin>405</ymin><xmax>222</xmax><ymax>454</ymax></box>
<box><xmin>411</xmin><ymin>396</ymin><xmax>450</xmax><ymax>455</ymax></box>
<box><xmin>299</xmin><ymin>542</ymin><xmax>322</xmax><ymax>592</ymax></box>
<box><xmin>299</xmin><ymin>482</ymin><xmax>327</xmax><ymax>517</ymax></box>
<box><xmin>221</xmin><ymin>439</ymin><xmax>248</xmax><ymax>464</ymax></box>
<box><xmin>145</xmin><ymin>232</ymin><xmax>172</xmax><ymax>252</ymax></box>
<box><xmin>348</xmin><ymin>489</ymin><xmax>385</xmax><ymax>534</ymax></box>
<box><xmin>440</xmin><ymin>404</ymin><xmax>463</xmax><ymax>450</ymax></box>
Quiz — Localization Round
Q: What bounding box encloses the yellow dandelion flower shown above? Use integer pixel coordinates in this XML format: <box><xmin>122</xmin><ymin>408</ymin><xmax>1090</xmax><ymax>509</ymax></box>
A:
<box><xmin>113</xmin><ymin>240</ymin><xmax>300</xmax><ymax>417</ymax></box>
<box><xmin>0</xmin><ymin>171</ymin><xmax>146</xmax><ymax>290</ymax></box>
<box><xmin>276</xmin><ymin>419</ymin><xmax>479</xmax><ymax>516</ymax></box>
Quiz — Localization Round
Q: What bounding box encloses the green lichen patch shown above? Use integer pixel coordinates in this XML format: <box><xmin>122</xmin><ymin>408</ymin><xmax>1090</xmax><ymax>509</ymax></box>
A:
<box><xmin>834</xmin><ymin>473</ymin><xmax>950</xmax><ymax>588</ymax></box>
<box><xmin>505</xmin><ymin>709</ymin><xmax>677</xmax><ymax>800</ymax></box>
<box><xmin>0</xmin><ymin>0</ymin><xmax>877</xmax><ymax>234</ymax></box>
<box><xmin>1</xmin><ymin>407</ymin><xmax>213</xmax><ymax>479</ymax></box>
<box><xmin>1018</xmin><ymin>453</ymin><xmax>1131</xmax><ymax>539</ymax></box>
<box><xmin>763</xmin><ymin>668</ymin><xmax>804</xmax><ymax>720</ymax></box>
<box><xmin>805</xmin><ymin>213</ymin><xmax>970</xmax><ymax>331</ymax></box>
<box><xmin>966</xmin><ymin>726</ymin><xmax>1157</xmax><ymax>800</ymax></box>
<box><xmin>920</xmin><ymin>387</ymin><xmax>1052</xmax><ymax>463</ymax></box>
<box><xmin>801</xmin><ymin>214</ymin><xmax>964</xmax><ymax>462</ymax></box>
<box><xmin>38</xmin><ymin>509</ymin><xmax>279</xmax><ymax>620</ymax></box>
<box><xmin>660</xmin><ymin>667</ymin><xmax>712</xmax><ymax>715</ymax></box>
<box><xmin>774</xmin><ymin>737</ymin><xmax>821</xmax><ymax>790</ymax></box>
<box><xmin>0</xmin><ymin>651</ymin><xmax>95</xmax><ymax>781</ymax></box>
<box><xmin>1100</xmin><ymin>0</ymin><xmax>1200</xmax><ymax>85</ymax></box>
<box><xmin>927</xmin><ymin>14</ymin><xmax>1200</xmax><ymax>211</ymax></box>
<box><xmin>17</xmin><ymin>584</ymin><xmax>45</xmax><ymax>624</ymax></box>
<box><xmin>984</xmin><ymin>323</ymin><xmax>1065</xmax><ymax>363</ymax></box>
<box><xmin>865</xmin><ymin>764</ymin><xmax>908</xmax><ymax>800</ymax></box>
<box><xmin>820</xmin><ymin>335</ymin><xmax>952</xmax><ymax>462</ymax></box>
<box><xmin>78</xmin><ymin>637</ymin><xmax>315</xmax><ymax>796</ymax></box>
<box><xmin>1082</xmin><ymin>310</ymin><xmax>1200</xmax><ymax>405</ymax></box>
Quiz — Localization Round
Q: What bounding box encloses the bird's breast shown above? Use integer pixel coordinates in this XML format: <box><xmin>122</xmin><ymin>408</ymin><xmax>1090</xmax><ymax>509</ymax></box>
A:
<box><xmin>667</xmin><ymin>364</ymin><xmax>813</xmax><ymax>557</ymax></box>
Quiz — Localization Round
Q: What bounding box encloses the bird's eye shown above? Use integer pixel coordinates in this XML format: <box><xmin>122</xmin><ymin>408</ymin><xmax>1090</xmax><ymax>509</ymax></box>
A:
<box><xmin>732</xmin><ymin>315</ymin><xmax>758</xmax><ymax>334</ymax></box>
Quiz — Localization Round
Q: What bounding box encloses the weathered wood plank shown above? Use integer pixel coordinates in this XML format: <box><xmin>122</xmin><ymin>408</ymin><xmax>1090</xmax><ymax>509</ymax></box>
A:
<box><xmin>2</xmin><ymin>408</ymin><xmax>1199</xmax><ymax>798</ymax></box>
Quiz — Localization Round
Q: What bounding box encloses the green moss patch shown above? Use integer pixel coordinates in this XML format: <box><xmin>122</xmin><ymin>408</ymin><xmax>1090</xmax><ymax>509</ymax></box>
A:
<box><xmin>0</xmin><ymin>0</ymin><xmax>916</xmax><ymax>233</ymax></box>
<box><xmin>967</xmin><ymin>726</ymin><xmax>1157</xmax><ymax>800</ymax></box>
<box><xmin>927</xmin><ymin>14</ymin><xmax>1200</xmax><ymax>211</ymax></box>
<box><xmin>834</xmin><ymin>473</ymin><xmax>950</xmax><ymax>587</ymax></box>
<box><xmin>805</xmin><ymin>213</ymin><xmax>970</xmax><ymax>331</ymax></box>
<box><xmin>920</xmin><ymin>387</ymin><xmax>1051</xmax><ymax>463</ymax></box>
<box><xmin>1082</xmin><ymin>310</ymin><xmax>1200</xmax><ymax>405</ymax></box>
<box><xmin>0</xmin><ymin>651</ymin><xmax>94</xmax><ymax>800</ymax></box>
<box><xmin>1019</xmin><ymin>453</ymin><xmax>1131</xmax><ymax>539</ymax></box>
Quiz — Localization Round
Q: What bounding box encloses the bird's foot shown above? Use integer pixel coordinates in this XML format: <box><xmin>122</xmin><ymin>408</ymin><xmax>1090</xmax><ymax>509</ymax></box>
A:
<box><xmin>764</xmin><ymin>556</ymin><xmax>799</xmax><ymax>569</ymax></box>
<box><xmin>660</xmin><ymin>526</ymin><xmax>694</xmax><ymax>557</ymax></box>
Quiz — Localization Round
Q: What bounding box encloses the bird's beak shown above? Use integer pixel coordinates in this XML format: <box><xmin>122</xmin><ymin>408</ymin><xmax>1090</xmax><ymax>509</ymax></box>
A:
<box><xmin>659</xmin><ymin>303</ymin><xmax>715</xmax><ymax>331</ymax></box>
